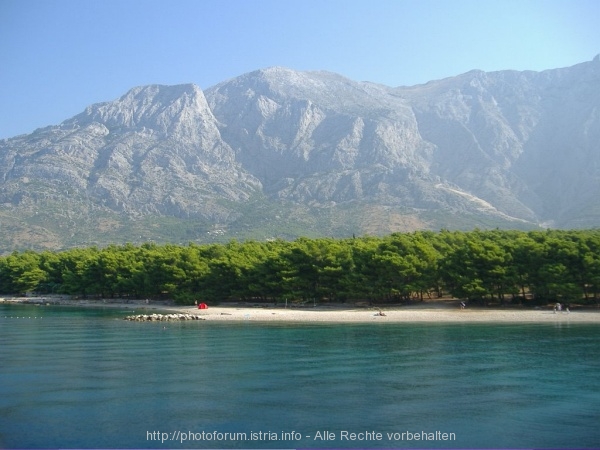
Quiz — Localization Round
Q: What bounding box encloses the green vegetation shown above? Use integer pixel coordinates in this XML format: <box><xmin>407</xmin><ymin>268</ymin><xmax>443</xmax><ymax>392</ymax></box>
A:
<box><xmin>1</xmin><ymin>229</ymin><xmax>600</xmax><ymax>307</ymax></box>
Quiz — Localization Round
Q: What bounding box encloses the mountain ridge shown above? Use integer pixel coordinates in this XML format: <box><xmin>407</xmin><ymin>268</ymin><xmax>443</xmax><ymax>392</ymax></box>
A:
<box><xmin>1</xmin><ymin>57</ymin><xmax>599</xmax><ymax>252</ymax></box>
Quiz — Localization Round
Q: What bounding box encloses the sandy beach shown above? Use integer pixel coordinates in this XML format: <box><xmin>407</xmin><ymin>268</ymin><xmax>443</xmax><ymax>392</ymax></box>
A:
<box><xmin>175</xmin><ymin>303</ymin><xmax>600</xmax><ymax>323</ymax></box>
<box><xmin>3</xmin><ymin>297</ymin><xmax>600</xmax><ymax>323</ymax></box>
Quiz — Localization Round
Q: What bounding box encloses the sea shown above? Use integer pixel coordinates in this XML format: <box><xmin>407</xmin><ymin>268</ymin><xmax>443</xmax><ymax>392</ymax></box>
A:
<box><xmin>1</xmin><ymin>303</ymin><xmax>599</xmax><ymax>449</ymax></box>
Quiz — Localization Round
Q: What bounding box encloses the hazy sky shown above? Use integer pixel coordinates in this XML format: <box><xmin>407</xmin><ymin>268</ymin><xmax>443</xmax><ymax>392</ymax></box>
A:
<box><xmin>1</xmin><ymin>0</ymin><xmax>598</xmax><ymax>139</ymax></box>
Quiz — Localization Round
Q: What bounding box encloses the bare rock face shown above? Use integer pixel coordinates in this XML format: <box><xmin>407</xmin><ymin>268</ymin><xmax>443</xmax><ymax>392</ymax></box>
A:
<box><xmin>205</xmin><ymin>68</ymin><xmax>436</xmax><ymax>205</ymax></box>
<box><xmin>0</xmin><ymin>84</ymin><xmax>262</xmax><ymax>222</ymax></box>
<box><xmin>205</xmin><ymin>60</ymin><xmax>600</xmax><ymax>226</ymax></box>
<box><xmin>406</xmin><ymin>58</ymin><xmax>600</xmax><ymax>227</ymax></box>
<box><xmin>1</xmin><ymin>57</ymin><xmax>600</xmax><ymax>250</ymax></box>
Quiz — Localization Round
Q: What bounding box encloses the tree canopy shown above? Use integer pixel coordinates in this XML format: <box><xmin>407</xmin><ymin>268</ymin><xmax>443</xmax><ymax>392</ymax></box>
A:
<box><xmin>2</xmin><ymin>229</ymin><xmax>600</xmax><ymax>306</ymax></box>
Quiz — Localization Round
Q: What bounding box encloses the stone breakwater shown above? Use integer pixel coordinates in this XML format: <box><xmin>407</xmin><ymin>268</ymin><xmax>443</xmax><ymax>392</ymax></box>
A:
<box><xmin>124</xmin><ymin>313</ymin><xmax>204</xmax><ymax>322</ymax></box>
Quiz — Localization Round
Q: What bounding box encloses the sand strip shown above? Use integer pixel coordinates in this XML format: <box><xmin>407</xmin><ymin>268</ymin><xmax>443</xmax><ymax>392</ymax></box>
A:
<box><xmin>3</xmin><ymin>298</ymin><xmax>597</xmax><ymax>323</ymax></box>
<box><xmin>174</xmin><ymin>305</ymin><xmax>600</xmax><ymax>323</ymax></box>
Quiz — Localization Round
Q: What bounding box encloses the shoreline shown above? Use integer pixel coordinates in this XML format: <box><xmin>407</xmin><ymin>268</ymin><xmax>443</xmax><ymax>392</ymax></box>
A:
<box><xmin>2</xmin><ymin>297</ymin><xmax>600</xmax><ymax>323</ymax></box>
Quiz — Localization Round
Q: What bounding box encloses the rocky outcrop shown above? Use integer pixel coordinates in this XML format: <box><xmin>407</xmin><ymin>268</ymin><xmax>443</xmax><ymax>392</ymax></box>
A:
<box><xmin>124</xmin><ymin>313</ymin><xmax>204</xmax><ymax>322</ymax></box>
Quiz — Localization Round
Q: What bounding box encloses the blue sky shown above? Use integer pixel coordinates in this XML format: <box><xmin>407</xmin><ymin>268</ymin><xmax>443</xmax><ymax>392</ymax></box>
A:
<box><xmin>1</xmin><ymin>0</ymin><xmax>599</xmax><ymax>139</ymax></box>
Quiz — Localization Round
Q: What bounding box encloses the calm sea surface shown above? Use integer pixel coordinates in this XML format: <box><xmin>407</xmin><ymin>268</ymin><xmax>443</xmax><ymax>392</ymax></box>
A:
<box><xmin>1</xmin><ymin>304</ymin><xmax>599</xmax><ymax>449</ymax></box>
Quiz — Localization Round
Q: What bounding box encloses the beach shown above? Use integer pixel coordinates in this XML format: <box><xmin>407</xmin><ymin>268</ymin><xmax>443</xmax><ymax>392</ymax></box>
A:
<box><xmin>2</xmin><ymin>297</ymin><xmax>600</xmax><ymax>323</ymax></box>
<box><xmin>182</xmin><ymin>305</ymin><xmax>600</xmax><ymax>323</ymax></box>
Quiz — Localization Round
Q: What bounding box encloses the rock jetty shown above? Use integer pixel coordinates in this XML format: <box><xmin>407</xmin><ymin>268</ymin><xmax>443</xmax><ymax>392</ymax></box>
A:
<box><xmin>124</xmin><ymin>313</ymin><xmax>204</xmax><ymax>322</ymax></box>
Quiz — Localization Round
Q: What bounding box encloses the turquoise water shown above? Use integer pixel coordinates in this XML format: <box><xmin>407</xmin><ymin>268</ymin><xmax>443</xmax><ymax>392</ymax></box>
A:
<box><xmin>1</xmin><ymin>304</ymin><xmax>599</xmax><ymax>449</ymax></box>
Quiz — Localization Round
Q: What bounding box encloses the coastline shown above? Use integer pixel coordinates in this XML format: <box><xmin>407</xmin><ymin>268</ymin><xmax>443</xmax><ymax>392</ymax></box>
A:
<box><xmin>2</xmin><ymin>297</ymin><xmax>600</xmax><ymax>323</ymax></box>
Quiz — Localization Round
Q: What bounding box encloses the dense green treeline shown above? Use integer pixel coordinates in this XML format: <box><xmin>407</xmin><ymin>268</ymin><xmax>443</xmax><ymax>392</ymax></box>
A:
<box><xmin>2</xmin><ymin>229</ymin><xmax>600</xmax><ymax>306</ymax></box>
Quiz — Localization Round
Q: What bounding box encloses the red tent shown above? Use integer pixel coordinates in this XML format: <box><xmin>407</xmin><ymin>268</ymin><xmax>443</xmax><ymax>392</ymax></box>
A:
<box><xmin>198</xmin><ymin>303</ymin><xmax>208</xmax><ymax>309</ymax></box>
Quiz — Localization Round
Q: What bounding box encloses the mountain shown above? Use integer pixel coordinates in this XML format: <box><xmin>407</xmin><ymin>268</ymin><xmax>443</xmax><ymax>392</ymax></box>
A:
<box><xmin>1</xmin><ymin>57</ymin><xmax>599</xmax><ymax>251</ymax></box>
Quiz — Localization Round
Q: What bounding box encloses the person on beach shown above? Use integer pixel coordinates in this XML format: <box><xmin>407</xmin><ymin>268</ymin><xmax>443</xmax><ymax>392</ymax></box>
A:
<box><xmin>460</xmin><ymin>301</ymin><xmax>466</xmax><ymax>310</ymax></box>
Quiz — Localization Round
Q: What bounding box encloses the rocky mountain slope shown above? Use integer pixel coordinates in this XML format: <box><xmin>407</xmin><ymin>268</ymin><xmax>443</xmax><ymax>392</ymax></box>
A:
<box><xmin>1</xmin><ymin>57</ymin><xmax>599</xmax><ymax>251</ymax></box>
